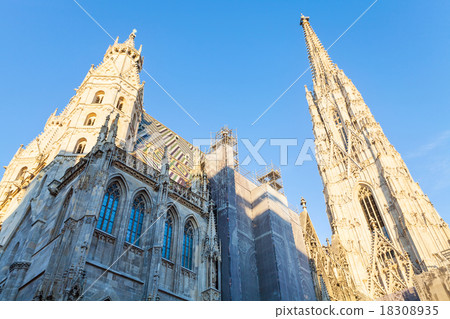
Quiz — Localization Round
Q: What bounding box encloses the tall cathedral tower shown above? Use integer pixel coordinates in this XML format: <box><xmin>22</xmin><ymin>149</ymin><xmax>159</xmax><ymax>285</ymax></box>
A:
<box><xmin>0</xmin><ymin>31</ymin><xmax>144</xmax><ymax>227</ymax></box>
<box><xmin>300</xmin><ymin>15</ymin><xmax>450</xmax><ymax>299</ymax></box>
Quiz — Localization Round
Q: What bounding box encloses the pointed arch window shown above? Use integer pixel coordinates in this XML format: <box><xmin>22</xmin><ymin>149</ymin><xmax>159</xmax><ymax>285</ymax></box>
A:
<box><xmin>358</xmin><ymin>186</ymin><xmax>390</xmax><ymax>239</ymax></box>
<box><xmin>126</xmin><ymin>194</ymin><xmax>146</xmax><ymax>246</ymax></box>
<box><xmin>84</xmin><ymin>113</ymin><xmax>96</xmax><ymax>126</ymax></box>
<box><xmin>332</xmin><ymin>109</ymin><xmax>348</xmax><ymax>150</ymax></box>
<box><xmin>74</xmin><ymin>138</ymin><xmax>87</xmax><ymax>154</ymax></box>
<box><xmin>97</xmin><ymin>182</ymin><xmax>120</xmax><ymax>233</ymax></box>
<box><xmin>52</xmin><ymin>189</ymin><xmax>73</xmax><ymax>239</ymax></box>
<box><xmin>182</xmin><ymin>221</ymin><xmax>194</xmax><ymax>270</ymax></box>
<box><xmin>93</xmin><ymin>91</ymin><xmax>105</xmax><ymax>104</ymax></box>
<box><xmin>16</xmin><ymin>166</ymin><xmax>28</xmax><ymax>181</ymax></box>
<box><xmin>116</xmin><ymin>97</ymin><xmax>124</xmax><ymax>111</ymax></box>
<box><xmin>162</xmin><ymin>213</ymin><xmax>173</xmax><ymax>260</ymax></box>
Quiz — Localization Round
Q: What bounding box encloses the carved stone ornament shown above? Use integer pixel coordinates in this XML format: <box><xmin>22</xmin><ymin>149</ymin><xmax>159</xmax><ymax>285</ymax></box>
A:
<box><xmin>9</xmin><ymin>261</ymin><xmax>31</xmax><ymax>272</ymax></box>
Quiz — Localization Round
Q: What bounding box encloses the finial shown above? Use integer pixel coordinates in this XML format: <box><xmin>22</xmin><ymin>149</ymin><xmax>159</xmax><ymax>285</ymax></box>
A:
<box><xmin>129</xmin><ymin>29</ymin><xmax>137</xmax><ymax>39</ymax></box>
<box><xmin>159</xmin><ymin>145</ymin><xmax>171</xmax><ymax>179</ymax></box>
<box><xmin>300</xmin><ymin>14</ymin><xmax>310</xmax><ymax>25</ymax></box>
<box><xmin>124</xmin><ymin>29</ymin><xmax>137</xmax><ymax>46</ymax></box>
<box><xmin>161</xmin><ymin>145</ymin><xmax>170</xmax><ymax>166</ymax></box>
<box><xmin>96</xmin><ymin>113</ymin><xmax>111</xmax><ymax>143</ymax></box>
<box><xmin>300</xmin><ymin>197</ymin><xmax>307</xmax><ymax>210</ymax></box>
<box><xmin>369</xmin><ymin>218</ymin><xmax>377</xmax><ymax>231</ymax></box>
<box><xmin>331</xmin><ymin>221</ymin><xmax>337</xmax><ymax>234</ymax></box>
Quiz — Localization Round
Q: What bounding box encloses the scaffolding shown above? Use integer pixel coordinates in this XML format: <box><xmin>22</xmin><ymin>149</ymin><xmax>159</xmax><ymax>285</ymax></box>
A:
<box><xmin>209</xmin><ymin>126</ymin><xmax>239</xmax><ymax>170</ymax></box>
<box><xmin>256</xmin><ymin>163</ymin><xmax>284</xmax><ymax>194</ymax></box>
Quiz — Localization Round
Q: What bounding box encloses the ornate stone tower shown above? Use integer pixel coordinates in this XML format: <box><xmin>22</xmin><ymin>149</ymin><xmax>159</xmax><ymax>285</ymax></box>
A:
<box><xmin>300</xmin><ymin>15</ymin><xmax>450</xmax><ymax>299</ymax></box>
<box><xmin>0</xmin><ymin>30</ymin><xmax>144</xmax><ymax>228</ymax></box>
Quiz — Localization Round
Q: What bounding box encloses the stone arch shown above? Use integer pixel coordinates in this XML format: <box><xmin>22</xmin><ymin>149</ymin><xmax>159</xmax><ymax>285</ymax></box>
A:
<box><xmin>162</xmin><ymin>204</ymin><xmax>179</xmax><ymax>261</ymax></box>
<box><xmin>125</xmin><ymin>189</ymin><xmax>152</xmax><ymax>246</ymax></box>
<box><xmin>74</xmin><ymin>138</ymin><xmax>87</xmax><ymax>154</ymax></box>
<box><xmin>182</xmin><ymin>214</ymin><xmax>200</xmax><ymax>229</ymax></box>
<box><xmin>116</xmin><ymin>96</ymin><xmax>125</xmax><ymax>111</ymax></box>
<box><xmin>130</xmin><ymin>187</ymin><xmax>153</xmax><ymax>209</ymax></box>
<box><xmin>96</xmin><ymin>176</ymin><xmax>128</xmax><ymax>234</ymax></box>
<box><xmin>92</xmin><ymin>90</ymin><xmax>105</xmax><ymax>104</ymax></box>
<box><xmin>15</xmin><ymin>166</ymin><xmax>28</xmax><ymax>181</ymax></box>
<box><xmin>105</xmin><ymin>174</ymin><xmax>130</xmax><ymax>197</ymax></box>
<box><xmin>354</xmin><ymin>182</ymin><xmax>390</xmax><ymax>239</ymax></box>
<box><xmin>84</xmin><ymin>113</ymin><xmax>97</xmax><ymax>126</ymax></box>
<box><xmin>166</xmin><ymin>202</ymin><xmax>179</xmax><ymax>219</ymax></box>
<box><xmin>181</xmin><ymin>215</ymin><xmax>199</xmax><ymax>271</ymax></box>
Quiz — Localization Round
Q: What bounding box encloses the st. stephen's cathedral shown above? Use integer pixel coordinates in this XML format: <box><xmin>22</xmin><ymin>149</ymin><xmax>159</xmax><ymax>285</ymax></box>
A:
<box><xmin>0</xmin><ymin>16</ymin><xmax>449</xmax><ymax>301</ymax></box>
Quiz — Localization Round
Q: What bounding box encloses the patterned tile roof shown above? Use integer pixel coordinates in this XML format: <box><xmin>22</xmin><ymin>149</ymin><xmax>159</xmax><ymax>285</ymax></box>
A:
<box><xmin>134</xmin><ymin>113</ymin><xmax>198</xmax><ymax>186</ymax></box>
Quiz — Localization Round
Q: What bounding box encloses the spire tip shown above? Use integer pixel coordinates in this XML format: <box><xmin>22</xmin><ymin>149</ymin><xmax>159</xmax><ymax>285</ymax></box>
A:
<box><xmin>300</xmin><ymin>14</ymin><xmax>310</xmax><ymax>26</ymax></box>
<box><xmin>300</xmin><ymin>197</ymin><xmax>307</xmax><ymax>211</ymax></box>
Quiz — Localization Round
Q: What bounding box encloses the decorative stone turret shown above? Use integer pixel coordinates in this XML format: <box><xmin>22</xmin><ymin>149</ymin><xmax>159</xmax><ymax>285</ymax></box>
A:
<box><xmin>201</xmin><ymin>199</ymin><xmax>221</xmax><ymax>300</ymax></box>
<box><xmin>0</xmin><ymin>30</ymin><xmax>145</xmax><ymax>229</ymax></box>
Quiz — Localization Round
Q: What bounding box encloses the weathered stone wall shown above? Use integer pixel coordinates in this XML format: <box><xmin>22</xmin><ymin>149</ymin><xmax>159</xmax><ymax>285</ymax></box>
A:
<box><xmin>376</xmin><ymin>287</ymin><xmax>420</xmax><ymax>301</ymax></box>
<box><xmin>414</xmin><ymin>266</ymin><xmax>450</xmax><ymax>301</ymax></box>
<box><xmin>0</xmin><ymin>145</ymin><xmax>209</xmax><ymax>301</ymax></box>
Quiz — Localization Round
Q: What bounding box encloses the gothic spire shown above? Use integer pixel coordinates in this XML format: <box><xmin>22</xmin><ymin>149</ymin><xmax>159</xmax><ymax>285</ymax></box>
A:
<box><xmin>300</xmin><ymin>15</ymin><xmax>335</xmax><ymax>81</ymax></box>
<box><xmin>190</xmin><ymin>148</ymin><xmax>204</xmax><ymax>195</ymax></box>
<box><xmin>300</xmin><ymin>197</ymin><xmax>307</xmax><ymax>213</ymax></box>
<box><xmin>160</xmin><ymin>146</ymin><xmax>170</xmax><ymax>178</ymax></box>
<box><xmin>102</xmin><ymin>28</ymin><xmax>143</xmax><ymax>73</ymax></box>
<box><xmin>96</xmin><ymin>114</ymin><xmax>110</xmax><ymax>144</ymax></box>
<box><xmin>124</xmin><ymin>29</ymin><xmax>137</xmax><ymax>48</ymax></box>
<box><xmin>206</xmin><ymin>200</ymin><xmax>217</xmax><ymax>243</ymax></box>
<box><xmin>203</xmin><ymin>200</ymin><xmax>220</xmax><ymax>260</ymax></box>
<box><xmin>191</xmin><ymin>148</ymin><xmax>203</xmax><ymax>178</ymax></box>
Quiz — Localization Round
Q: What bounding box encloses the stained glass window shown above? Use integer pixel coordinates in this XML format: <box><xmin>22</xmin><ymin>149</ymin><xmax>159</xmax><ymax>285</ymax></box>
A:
<box><xmin>162</xmin><ymin>214</ymin><xmax>173</xmax><ymax>260</ymax></box>
<box><xmin>126</xmin><ymin>195</ymin><xmax>146</xmax><ymax>246</ymax></box>
<box><xmin>182</xmin><ymin>222</ymin><xmax>194</xmax><ymax>270</ymax></box>
<box><xmin>97</xmin><ymin>182</ymin><xmax>120</xmax><ymax>233</ymax></box>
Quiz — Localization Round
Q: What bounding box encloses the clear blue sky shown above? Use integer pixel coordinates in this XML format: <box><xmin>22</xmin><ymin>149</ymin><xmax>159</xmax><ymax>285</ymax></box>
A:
<box><xmin>1</xmin><ymin>1</ymin><xmax>449</xmax><ymax>242</ymax></box>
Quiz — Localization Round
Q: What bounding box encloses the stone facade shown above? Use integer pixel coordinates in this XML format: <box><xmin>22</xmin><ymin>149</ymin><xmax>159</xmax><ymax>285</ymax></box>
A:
<box><xmin>0</xmin><ymin>31</ymin><xmax>315</xmax><ymax>301</ymax></box>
